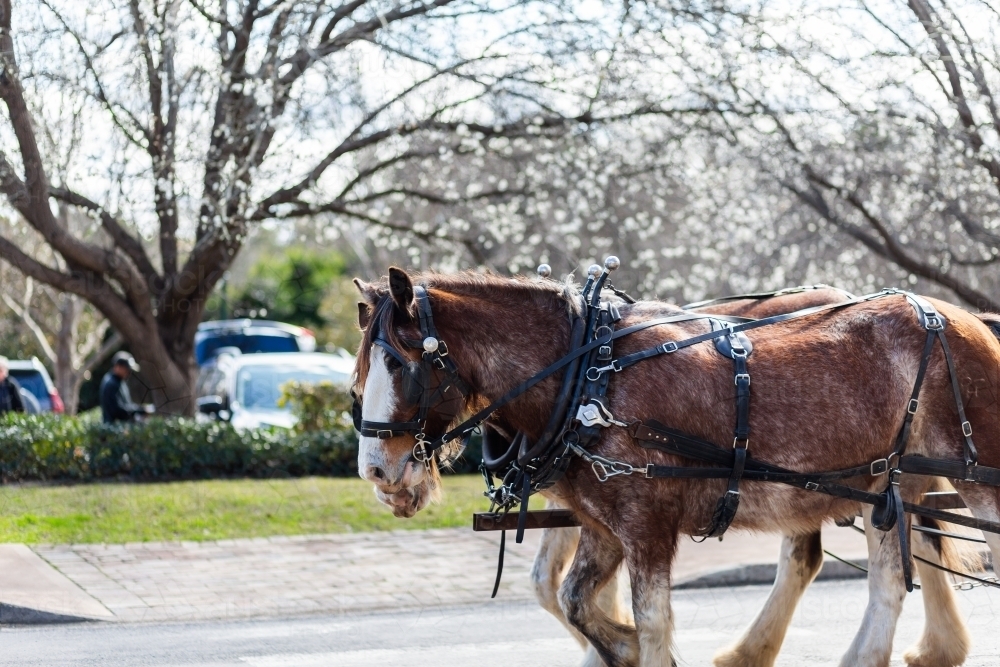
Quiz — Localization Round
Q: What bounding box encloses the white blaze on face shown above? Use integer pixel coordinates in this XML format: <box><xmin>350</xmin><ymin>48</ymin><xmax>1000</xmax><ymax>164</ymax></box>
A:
<box><xmin>359</xmin><ymin>347</ymin><xmax>403</xmax><ymax>485</ymax></box>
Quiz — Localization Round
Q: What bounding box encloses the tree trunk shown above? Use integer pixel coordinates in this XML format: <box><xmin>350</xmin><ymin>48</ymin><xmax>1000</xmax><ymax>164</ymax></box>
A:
<box><xmin>55</xmin><ymin>297</ymin><xmax>79</xmax><ymax>415</ymax></box>
<box><xmin>141</xmin><ymin>312</ymin><xmax>201</xmax><ymax>416</ymax></box>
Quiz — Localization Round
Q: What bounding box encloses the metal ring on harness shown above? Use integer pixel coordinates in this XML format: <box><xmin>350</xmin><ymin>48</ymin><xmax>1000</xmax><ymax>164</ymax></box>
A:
<box><xmin>586</xmin><ymin>360</ymin><xmax>621</xmax><ymax>381</ymax></box>
<box><xmin>413</xmin><ymin>436</ymin><xmax>432</xmax><ymax>463</ymax></box>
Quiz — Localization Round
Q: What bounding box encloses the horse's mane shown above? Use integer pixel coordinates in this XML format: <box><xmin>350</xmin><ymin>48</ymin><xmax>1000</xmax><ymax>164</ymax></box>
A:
<box><xmin>353</xmin><ymin>270</ymin><xmax>581</xmax><ymax>390</ymax></box>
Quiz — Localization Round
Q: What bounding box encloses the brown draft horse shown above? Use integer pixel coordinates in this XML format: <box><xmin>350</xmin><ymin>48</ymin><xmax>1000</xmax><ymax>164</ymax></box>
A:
<box><xmin>353</xmin><ymin>269</ymin><xmax>1000</xmax><ymax>667</ymax></box>
<box><xmin>532</xmin><ymin>288</ymin><xmax>975</xmax><ymax>667</ymax></box>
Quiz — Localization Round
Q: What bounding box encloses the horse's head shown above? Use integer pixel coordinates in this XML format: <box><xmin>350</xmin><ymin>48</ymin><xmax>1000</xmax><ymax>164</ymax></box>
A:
<box><xmin>353</xmin><ymin>267</ymin><xmax>466</xmax><ymax>517</ymax></box>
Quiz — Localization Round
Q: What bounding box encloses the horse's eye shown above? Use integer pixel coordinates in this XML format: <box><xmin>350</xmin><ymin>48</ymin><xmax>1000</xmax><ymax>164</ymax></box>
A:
<box><xmin>384</xmin><ymin>355</ymin><xmax>403</xmax><ymax>372</ymax></box>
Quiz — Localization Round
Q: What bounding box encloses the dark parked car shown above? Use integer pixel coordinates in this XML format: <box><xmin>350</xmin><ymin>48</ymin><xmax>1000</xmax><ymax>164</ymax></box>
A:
<box><xmin>195</xmin><ymin>320</ymin><xmax>317</xmax><ymax>366</ymax></box>
<box><xmin>7</xmin><ymin>358</ymin><xmax>64</xmax><ymax>413</ymax></box>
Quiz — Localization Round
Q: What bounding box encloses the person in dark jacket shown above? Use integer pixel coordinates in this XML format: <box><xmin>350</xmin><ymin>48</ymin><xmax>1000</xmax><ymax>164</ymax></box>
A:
<box><xmin>100</xmin><ymin>352</ymin><xmax>143</xmax><ymax>423</ymax></box>
<box><xmin>0</xmin><ymin>356</ymin><xmax>24</xmax><ymax>414</ymax></box>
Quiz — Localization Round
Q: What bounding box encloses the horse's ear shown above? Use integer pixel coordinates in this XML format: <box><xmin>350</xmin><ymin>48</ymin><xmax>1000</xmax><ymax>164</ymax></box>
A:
<box><xmin>354</xmin><ymin>279</ymin><xmax>377</xmax><ymax>329</ymax></box>
<box><xmin>354</xmin><ymin>278</ymin><xmax>378</xmax><ymax>303</ymax></box>
<box><xmin>387</xmin><ymin>267</ymin><xmax>414</xmax><ymax>314</ymax></box>
<box><xmin>357</xmin><ymin>302</ymin><xmax>372</xmax><ymax>330</ymax></box>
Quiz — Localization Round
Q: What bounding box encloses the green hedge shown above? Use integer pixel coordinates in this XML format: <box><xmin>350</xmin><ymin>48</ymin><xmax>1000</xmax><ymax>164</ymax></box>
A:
<box><xmin>0</xmin><ymin>414</ymin><xmax>481</xmax><ymax>483</ymax></box>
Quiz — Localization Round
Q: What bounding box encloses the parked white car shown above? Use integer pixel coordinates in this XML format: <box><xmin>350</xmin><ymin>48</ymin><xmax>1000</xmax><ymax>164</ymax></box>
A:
<box><xmin>195</xmin><ymin>351</ymin><xmax>354</xmax><ymax>429</ymax></box>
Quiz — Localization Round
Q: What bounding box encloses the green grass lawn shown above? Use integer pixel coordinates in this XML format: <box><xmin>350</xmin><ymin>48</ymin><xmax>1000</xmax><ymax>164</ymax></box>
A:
<box><xmin>0</xmin><ymin>475</ymin><xmax>540</xmax><ymax>544</ymax></box>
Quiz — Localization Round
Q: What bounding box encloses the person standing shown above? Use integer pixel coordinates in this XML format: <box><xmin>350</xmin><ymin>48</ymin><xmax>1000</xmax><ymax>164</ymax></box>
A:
<box><xmin>0</xmin><ymin>356</ymin><xmax>24</xmax><ymax>414</ymax></box>
<box><xmin>100</xmin><ymin>351</ymin><xmax>143</xmax><ymax>423</ymax></box>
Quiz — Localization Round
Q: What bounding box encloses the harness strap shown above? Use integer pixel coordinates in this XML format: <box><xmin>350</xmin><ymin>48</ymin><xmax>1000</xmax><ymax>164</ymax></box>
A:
<box><xmin>891</xmin><ymin>329</ymin><xmax>936</xmax><ymax>458</ymax></box>
<box><xmin>681</xmin><ymin>284</ymin><xmax>855</xmax><ymax>310</ymax></box>
<box><xmin>891</xmin><ymin>472</ymin><xmax>913</xmax><ymax>591</ymax></box>
<box><xmin>372</xmin><ymin>337</ymin><xmax>409</xmax><ymax>365</ymax></box>
<box><xmin>634</xmin><ymin>421</ymin><xmax>885</xmax><ymax>482</ymax></box>
<box><xmin>734</xmin><ymin>355</ymin><xmax>750</xmax><ymax>443</ymax></box>
<box><xmin>900</xmin><ymin>456</ymin><xmax>1000</xmax><ymax>485</ymax></box>
<box><xmin>490</xmin><ymin>529</ymin><xmax>506</xmax><ymax>599</ymax></box>
<box><xmin>510</xmin><ymin>316</ymin><xmax>587</xmax><ymax>468</ymax></box>
<box><xmin>358</xmin><ymin>420</ymin><xmax>423</xmax><ymax>438</ymax></box>
<box><xmin>704</xmin><ymin>444</ymin><xmax>746</xmax><ymax>538</ymax></box>
<box><xmin>515</xmin><ymin>471</ymin><xmax>531</xmax><ymax>544</ymax></box>
<box><xmin>937</xmin><ymin>329</ymin><xmax>979</xmax><ymax>467</ymax></box>
<box><xmin>700</xmin><ymin>322</ymin><xmax>754</xmax><ymax>538</ymax></box>
<box><xmin>901</xmin><ymin>501</ymin><xmax>1000</xmax><ymax>535</ymax></box>
<box><xmin>415</xmin><ymin>287</ymin><xmax>437</xmax><ymax>344</ymax></box>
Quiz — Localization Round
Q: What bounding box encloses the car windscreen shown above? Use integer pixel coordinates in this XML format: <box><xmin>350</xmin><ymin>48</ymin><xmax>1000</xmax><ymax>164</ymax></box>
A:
<box><xmin>8</xmin><ymin>370</ymin><xmax>52</xmax><ymax>410</ymax></box>
<box><xmin>234</xmin><ymin>365</ymin><xmax>350</xmax><ymax>410</ymax></box>
<box><xmin>196</xmin><ymin>333</ymin><xmax>298</xmax><ymax>365</ymax></box>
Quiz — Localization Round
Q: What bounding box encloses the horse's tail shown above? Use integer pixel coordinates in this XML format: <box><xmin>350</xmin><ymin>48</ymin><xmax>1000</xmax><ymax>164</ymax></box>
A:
<box><xmin>975</xmin><ymin>312</ymin><xmax>1000</xmax><ymax>340</ymax></box>
<box><xmin>917</xmin><ymin>478</ymin><xmax>984</xmax><ymax>574</ymax></box>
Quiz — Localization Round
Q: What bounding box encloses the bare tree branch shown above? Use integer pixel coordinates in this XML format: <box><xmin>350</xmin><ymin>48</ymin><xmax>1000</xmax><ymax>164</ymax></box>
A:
<box><xmin>1</xmin><ymin>278</ymin><xmax>57</xmax><ymax>364</ymax></box>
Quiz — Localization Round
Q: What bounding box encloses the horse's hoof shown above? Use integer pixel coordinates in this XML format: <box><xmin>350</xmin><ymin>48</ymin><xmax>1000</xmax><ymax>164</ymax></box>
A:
<box><xmin>903</xmin><ymin>643</ymin><xmax>968</xmax><ymax>667</ymax></box>
<box><xmin>578</xmin><ymin>647</ymin><xmax>608</xmax><ymax>667</ymax></box>
<box><xmin>713</xmin><ymin>647</ymin><xmax>776</xmax><ymax>667</ymax></box>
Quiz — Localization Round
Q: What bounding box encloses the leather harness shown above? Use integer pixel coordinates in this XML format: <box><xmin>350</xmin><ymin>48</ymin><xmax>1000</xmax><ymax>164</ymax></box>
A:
<box><xmin>356</xmin><ymin>274</ymin><xmax>1000</xmax><ymax>594</ymax></box>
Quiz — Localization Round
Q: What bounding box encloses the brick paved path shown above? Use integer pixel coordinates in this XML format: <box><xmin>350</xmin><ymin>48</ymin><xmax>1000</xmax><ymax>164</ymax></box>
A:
<box><xmin>32</xmin><ymin>529</ymin><xmax>539</xmax><ymax>623</ymax></box>
<box><xmin>29</xmin><ymin>525</ymin><xmax>871</xmax><ymax>623</ymax></box>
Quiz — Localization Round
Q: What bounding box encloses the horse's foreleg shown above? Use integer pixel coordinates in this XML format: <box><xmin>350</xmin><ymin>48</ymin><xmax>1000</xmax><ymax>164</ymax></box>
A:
<box><xmin>560</xmin><ymin>525</ymin><xmax>638</xmax><ymax>667</ymax></box>
<box><xmin>532</xmin><ymin>523</ymin><xmax>611</xmax><ymax>667</ymax></box>
<box><xmin>902</xmin><ymin>518</ymin><xmax>971</xmax><ymax>667</ymax></box>
<box><xmin>627</xmin><ymin>549</ymin><xmax>679</xmax><ymax>667</ymax></box>
<box><xmin>533</xmin><ymin>523</ymin><xmax>588</xmax><ymax>647</ymax></box>
<box><xmin>713</xmin><ymin>532</ymin><xmax>823</xmax><ymax>667</ymax></box>
<box><xmin>838</xmin><ymin>506</ymin><xmax>908</xmax><ymax>667</ymax></box>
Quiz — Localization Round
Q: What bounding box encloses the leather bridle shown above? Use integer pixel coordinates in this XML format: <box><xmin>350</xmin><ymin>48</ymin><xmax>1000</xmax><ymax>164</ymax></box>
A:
<box><xmin>353</xmin><ymin>285</ymin><xmax>469</xmax><ymax>464</ymax></box>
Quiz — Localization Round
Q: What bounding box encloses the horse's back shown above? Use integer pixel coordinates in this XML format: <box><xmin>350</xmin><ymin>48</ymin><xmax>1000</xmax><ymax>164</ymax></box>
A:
<box><xmin>610</xmin><ymin>294</ymin><xmax>991</xmax><ymax>470</ymax></box>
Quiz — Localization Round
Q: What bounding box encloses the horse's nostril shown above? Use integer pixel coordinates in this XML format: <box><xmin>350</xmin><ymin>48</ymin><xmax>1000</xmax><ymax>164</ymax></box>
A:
<box><xmin>369</xmin><ymin>465</ymin><xmax>386</xmax><ymax>481</ymax></box>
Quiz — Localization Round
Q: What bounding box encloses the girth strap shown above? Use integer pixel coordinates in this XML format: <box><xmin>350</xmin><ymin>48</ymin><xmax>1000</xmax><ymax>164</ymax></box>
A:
<box><xmin>702</xmin><ymin>320</ymin><xmax>754</xmax><ymax>538</ymax></box>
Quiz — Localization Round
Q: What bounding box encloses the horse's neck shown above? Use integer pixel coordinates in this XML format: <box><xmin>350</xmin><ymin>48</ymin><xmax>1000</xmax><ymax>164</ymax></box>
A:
<box><xmin>435</xmin><ymin>288</ymin><xmax>573</xmax><ymax>433</ymax></box>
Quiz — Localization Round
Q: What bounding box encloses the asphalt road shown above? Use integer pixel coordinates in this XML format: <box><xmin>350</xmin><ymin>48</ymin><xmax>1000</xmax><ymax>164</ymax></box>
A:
<box><xmin>1</xmin><ymin>580</ymin><xmax>998</xmax><ymax>667</ymax></box>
